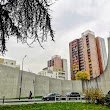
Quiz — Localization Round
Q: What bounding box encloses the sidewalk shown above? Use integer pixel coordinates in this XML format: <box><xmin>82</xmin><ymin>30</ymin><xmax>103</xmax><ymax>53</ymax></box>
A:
<box><xmin>0</xmin><ymin>98</ymin><xmax>41</xmax><ymax>105</ymax></box>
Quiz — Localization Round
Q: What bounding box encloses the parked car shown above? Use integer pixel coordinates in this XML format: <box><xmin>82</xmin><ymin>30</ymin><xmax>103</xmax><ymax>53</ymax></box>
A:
<box><xmin>66</xmin><ymin>92</ymin><xmax>80</xmax><ymax>100</ymax></box>
<box><xmin>42</xmin><ymin>93</ymin><xmax>61</xmax><ymax>101</ymax></box>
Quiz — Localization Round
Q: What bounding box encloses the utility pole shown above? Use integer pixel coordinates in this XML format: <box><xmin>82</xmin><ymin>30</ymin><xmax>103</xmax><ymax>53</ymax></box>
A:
<box><xmin>19</xmin><ymin>55</ymin><xmax>27</xmax><ymax>100</ymax></box>
<box><xmin>33</xmin><ymin>80</ymin><xmax>35</xmax><ymax>102</ymax></box>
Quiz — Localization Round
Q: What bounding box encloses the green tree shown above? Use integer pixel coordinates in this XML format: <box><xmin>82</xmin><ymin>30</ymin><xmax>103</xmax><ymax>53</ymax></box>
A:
<box><xmin>0</xmin><ymin>0</ymin><xmax>54</xmax><ymax>54</ymax></box>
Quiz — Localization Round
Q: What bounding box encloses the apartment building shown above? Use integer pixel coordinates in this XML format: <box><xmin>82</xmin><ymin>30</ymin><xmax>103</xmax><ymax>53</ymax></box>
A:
<box><xmin>69</xmin><ymin>30</ymin><xmax>106</xmax><ymax>80</ymax></box>
<box><xmin>82</xmin><ymin>30</ymin><xmax>100</xmax><ymax>79</ymax></box>
<box><xmin>38</xmin><ymin>55</ymin><xmax>68</xmax><ymax>80</ymax></box>
<box><xmin>48</xmin><ymin>55</ymin><xmax>63</xmax><ymax>72</ymax></box>
<box><xmin>69</xmin><ymin>39</ymin><xmax>80</xmax><ymax>80</ymax></box>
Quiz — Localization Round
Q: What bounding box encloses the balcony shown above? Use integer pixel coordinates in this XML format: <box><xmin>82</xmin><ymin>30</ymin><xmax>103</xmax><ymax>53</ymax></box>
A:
<box><xmin>89</xmin><ymin>62</ymin><xmax>92</xmax><ymax>65</ymax></box>
<box><xmin>79</xmin><ymin>56</ymin><xmax>83</xmax><ymax>59</ymax></box>
<box><xmin>80</xmin><ymin>63</ymin><xmax>84</xmax><ymax>67</ymax></box>
<box><xmin>80</xmin><ymin>60</ymin><xmax>84</xmax><ymax>63</ymax></box>
<box><xmin>80</xmin><ymin>66</ymin><xmax>85</xmax><ymax>69</ymax></box>
<box><xmin>89</xmin><ymin>65</ymin><xmax>92</xmax><ymax>68</ymax></box>
<box><xmin>87</xmin><ymin>49</ymin><xmax>90</xmax><ymax>52</ymax></box>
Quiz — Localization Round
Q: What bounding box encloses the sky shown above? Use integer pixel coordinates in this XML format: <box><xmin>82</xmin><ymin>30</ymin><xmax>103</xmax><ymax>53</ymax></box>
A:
<box><xmin>1</xmin><ymin>0</ymin><xmax>110</xmax><ymax>80</ymax></box>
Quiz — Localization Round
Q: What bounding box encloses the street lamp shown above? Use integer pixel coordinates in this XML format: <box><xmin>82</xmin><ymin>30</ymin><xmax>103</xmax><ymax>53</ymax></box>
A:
<box><xmin>19</xmin><ymin>55</ymin><xmax>27</xmax><ymax>100</ymax></box>
<box><xmin>33</xmin><ymin>80</ymin><xmax>35</xmax><ymax>102</ymax></box>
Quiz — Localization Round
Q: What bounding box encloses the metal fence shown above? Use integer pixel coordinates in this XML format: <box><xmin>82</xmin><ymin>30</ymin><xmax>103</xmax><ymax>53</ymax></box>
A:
<box><xmin>55</xmin><ymin>96</ymin><xmax>84</xmax><ymax>102</ymax></box>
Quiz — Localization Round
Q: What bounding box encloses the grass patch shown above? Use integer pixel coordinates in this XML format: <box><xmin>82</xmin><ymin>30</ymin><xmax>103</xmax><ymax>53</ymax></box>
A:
<box><xmin>0</xmin><ymin>102</ymin><xmax>110</xmax><ymax>110</ymax></box>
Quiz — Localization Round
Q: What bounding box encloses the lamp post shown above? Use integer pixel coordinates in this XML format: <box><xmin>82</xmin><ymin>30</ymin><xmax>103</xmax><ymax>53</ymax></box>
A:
<box><xmin>33</xmin><ymin>80</ymin><xmax>35</xmax><ymax>102</ymax></box>
<box><xmin>19</xmin><ymin>55</ymin><xmax>27</xmax><ymax>100</ymax></box>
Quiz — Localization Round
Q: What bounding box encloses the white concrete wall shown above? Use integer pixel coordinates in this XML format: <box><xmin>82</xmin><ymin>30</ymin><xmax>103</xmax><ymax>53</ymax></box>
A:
<box><xmin>35</xmin><ymin>75</ymin><xmax>50</xmax><ymax>96</ymax></box>
<box><xmin>0</xmin><ymin>64</ymin><xmax>82</xmax><ymax>98</ymax></box>
<box><xmin>49</xmin><ymin>78</ymin><xmax>62</xmax><ymax>94</ymax></box>
<box><xmin>61</xmin><ymin>80</ymin><xmax>73</xmax><ymax>95</ymax></box>
<box><xmin>20</xmin><ymin>71</ymin><xmax>36</xmax><ymax>97</ymax></box>
<box><xmin>0</xmin><ymin>65</ymin><xmax>19</xmax><ymax>99</ymax></box>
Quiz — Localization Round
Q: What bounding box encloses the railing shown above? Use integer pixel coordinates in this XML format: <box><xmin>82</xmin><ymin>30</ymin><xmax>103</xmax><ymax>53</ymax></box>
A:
<box><xmin>55</xmin><ymin>96</ymin><xmax>84</xmax><ymax>102</ymax></box>
<box><xmin>0</xmin><ymin>96</ymin><xmax>85</xmax><ymax>104</ymax></box>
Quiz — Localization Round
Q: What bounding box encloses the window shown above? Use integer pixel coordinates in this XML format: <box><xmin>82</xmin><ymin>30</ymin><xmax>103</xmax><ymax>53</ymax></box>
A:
<box><xmin>86</xmin><ymin>35</ymin><xmax>88</xmax><ymax>38</ymax></box>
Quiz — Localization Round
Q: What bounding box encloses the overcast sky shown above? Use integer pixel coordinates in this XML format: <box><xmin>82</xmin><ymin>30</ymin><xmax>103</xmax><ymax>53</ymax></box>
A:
<box><xmin>1</xmin><ymin>0</ymin><xmax>110</xmax><ymax>79</ymax></box>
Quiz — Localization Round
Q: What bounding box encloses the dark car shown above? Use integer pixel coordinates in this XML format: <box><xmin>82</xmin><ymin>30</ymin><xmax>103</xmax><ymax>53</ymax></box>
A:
<box><xmin>42</xmin><ymin>93</ymin><xmax>61</xmax><ymax>101</ymax></box>
<box><xmin>66</xmin><ymin>92</ymin><xmax>80</xmax><ymax>100</ymax></box>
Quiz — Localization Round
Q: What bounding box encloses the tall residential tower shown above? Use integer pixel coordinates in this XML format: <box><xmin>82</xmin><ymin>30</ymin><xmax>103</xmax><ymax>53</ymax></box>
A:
<box><xmin>69</xmin><ymin>30</ymin><xmax>107</xmax><ymax>80</ymax></box>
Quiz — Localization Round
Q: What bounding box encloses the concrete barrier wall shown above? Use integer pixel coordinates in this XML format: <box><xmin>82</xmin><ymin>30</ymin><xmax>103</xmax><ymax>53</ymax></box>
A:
<box><xmin>0</xmin><ymin>64</ymin><xmax>82</xmax><ymax>98</ymax></box>
<box><xmin>0</xmin><ymin>65</ymin><xmax>20</xmax><ymax>99</ymax></box>
<box><xmin>35</xmin><ymin>75</ymin><xmax>50</xmax><ymax>96</ymax></box>
<box><xmin>61</xmin><ymin>80</ymin><xmax>73</xmax><ymax>95</ymax></box>
<box><xmin>20</xmin><ymin>71</ymin><xmax>36</xmax><ymax>97</ymax></box>
<box><xmin>72</xmin><ymin>80</ymin><xmax>82</xmax><ymax>93</ymax></box>
<box><xmin>49</xmin><ymin>78</ymin><xmax>62</xmax><ymax>95</ymax></box>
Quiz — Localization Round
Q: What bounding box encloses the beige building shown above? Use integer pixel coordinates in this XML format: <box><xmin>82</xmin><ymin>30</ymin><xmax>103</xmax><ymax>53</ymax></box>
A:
<box><xmin>0</xmin><ymin>58</ymin><xmax>20</xmax><ymax>68</ymax></box>
<box><xmin>48</xmin><ymin>55</ymin><xmax>63</xmax><ymax>72</ymax></box>
<box><xmin>38</xmin><ymin>55</ymin><xmax>68</xmax><ymax>80</ymax></box>
<box><xmin>82</xmin><ymin>30</ymin><xmax>100</xmax><ymax>79</ymax></box>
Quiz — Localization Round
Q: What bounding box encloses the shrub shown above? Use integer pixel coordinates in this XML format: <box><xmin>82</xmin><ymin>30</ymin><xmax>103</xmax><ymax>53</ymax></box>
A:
<box><xmin>104</xmin><ymin>92</ymin><xmax>110</xmax><ymax>107</ymax></box>
<box><xmin>84</xmin><ymin>88</ymin><xmax>104</xmax><ymax>104</ymax></box>
<box><xmin>97</xmin><ymin>91</ymin><xmax>110</xmax><ymax>107</ymax></box>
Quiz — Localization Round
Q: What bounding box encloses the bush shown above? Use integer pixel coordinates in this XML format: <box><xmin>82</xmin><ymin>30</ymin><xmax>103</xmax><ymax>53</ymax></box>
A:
<box><xmin>97</xmin><ymin>91</ymin><xmax>110</xmax><ymax>107</ymax></box>
<box><xmin>98</xmin><ymin>97</ymin><xmax>106</xmax><ymax>105</ymax></box>
<box><xmin>84</xmin><ymin>88</ymin><xmax>104</xmax><ymax>104</ymax></box>
<box><xmin>104</xmin><ymin>93</ymin><xmax>110</xmax><ymax>107</ymax></box>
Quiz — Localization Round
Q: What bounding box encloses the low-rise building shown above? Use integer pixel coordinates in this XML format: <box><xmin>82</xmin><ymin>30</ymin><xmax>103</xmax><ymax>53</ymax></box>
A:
<box><xmin>0</xmin><ymin>58</ymin><xmax>20</xmax><ymax>68</ymax></box>
<box><xmin>38</xmin><ymin>68</ymin><xmax>66</xmax><ymax>80</ymax></box>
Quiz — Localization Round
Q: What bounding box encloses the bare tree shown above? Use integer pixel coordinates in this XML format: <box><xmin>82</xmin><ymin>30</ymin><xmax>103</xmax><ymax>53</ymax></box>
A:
<box><xmin>0</xmin><ymin>0</ymin><xmax>54</xmax><ymax>54</ymax></box>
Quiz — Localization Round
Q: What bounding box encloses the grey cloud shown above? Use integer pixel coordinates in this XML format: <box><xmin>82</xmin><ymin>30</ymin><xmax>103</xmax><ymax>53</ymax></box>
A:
<box><xmin>53</xmin><ymin>12</ymin><xmax>94</xmax><ymax>33</ymax></box>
